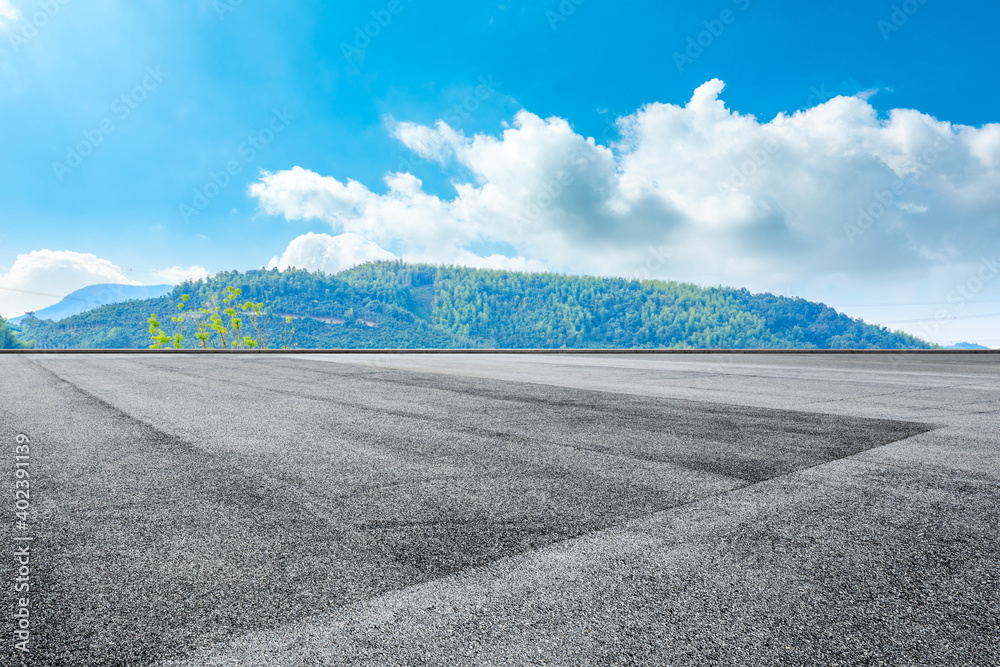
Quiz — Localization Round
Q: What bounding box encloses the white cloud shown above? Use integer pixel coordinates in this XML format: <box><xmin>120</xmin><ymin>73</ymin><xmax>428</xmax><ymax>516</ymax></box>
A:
<box><xmin>250</xmin><ymin>80</ymin><xmax>1000</xmax><ymax>342</ymax></box>
<box><xmin>153</xmin><ymin>266</ymin><xmax>211</xmax><ymax>284</ymax></box>
<box><xmin>0</xmin><ymin>250</ymin><xmax>141</xmax><ymax>318</ymax></box>
<box><xmin>449</xmin><ymin>250</ymin><xmax>547</xmax><ymax>273</ymax></box>
<box><xmin>389</xmin><ymin>119</ymin><xmax>464</xmax><ymax>163</ymax></box>
<box><xmin>267</xmin><ymin>232</ymin><xmax>396</xmax><ymax>274</ymax></box>
<box><xmin>0</xmin><ymin>1</ymin><xmax>19</xmax><ymax>27</ymax></box>
<box><xmin>898</xmin><ymin>202</ymin><xmax>928</xmax><ymax>214</ymax></box>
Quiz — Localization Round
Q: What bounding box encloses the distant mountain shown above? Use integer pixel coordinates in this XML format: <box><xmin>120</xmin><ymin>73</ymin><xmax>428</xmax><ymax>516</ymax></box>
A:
<box><xmin>946</xmin><ymin>342</ymin><xmax>990</xmax><ymax>350</ymax></box>
<box><xmin>10</xmin><ymin>283</ymin><xmax>173</xmax><ymax>324</ymax></box>
<box><xmin>17</xmin><ymin>263</ymin><xmax>935</xmax><ymax>350</ymax></box>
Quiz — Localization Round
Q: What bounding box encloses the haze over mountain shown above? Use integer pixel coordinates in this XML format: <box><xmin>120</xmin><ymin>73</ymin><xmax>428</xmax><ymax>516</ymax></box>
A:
<box><xmin>946</xmin><ymin>342</ymin><xmax>990</xmax><ymax>350</ymax></box>
<box><xmin>8</xmin><ymin>284</ymin><xmax>173</xmax><ymax>325</ymax></box>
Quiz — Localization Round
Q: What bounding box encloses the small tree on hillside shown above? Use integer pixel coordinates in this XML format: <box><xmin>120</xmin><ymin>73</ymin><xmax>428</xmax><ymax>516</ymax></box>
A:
<box><xmin>148</xmin><ymin>286</ymin><xmax>294</xmax><ymax>350</ymax></box>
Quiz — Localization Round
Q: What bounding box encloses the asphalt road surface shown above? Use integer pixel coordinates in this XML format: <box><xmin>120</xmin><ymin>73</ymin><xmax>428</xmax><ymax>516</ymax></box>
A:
<box><xmin>1</xmin><ymin>352</ymin><xmax>997</xmax><ymax>665</ymax></box>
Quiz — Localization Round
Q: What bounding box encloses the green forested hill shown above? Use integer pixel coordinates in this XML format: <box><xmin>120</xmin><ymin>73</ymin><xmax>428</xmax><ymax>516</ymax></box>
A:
<box><xmin>0</xmin><ymin>316</ymin><xmax>33</xmax><ymax>349</ymax></box>
<box><xmin>17</xmin><ymin>262</ymin><xmax>933</xmax><ymax>350</ymax></box>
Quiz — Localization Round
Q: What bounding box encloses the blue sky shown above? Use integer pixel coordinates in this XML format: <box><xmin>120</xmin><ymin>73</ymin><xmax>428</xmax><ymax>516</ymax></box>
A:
<box><xmin>1</xmin><ymin>0</ymin><xmax>999</xmax><ymax>345</ymax></box>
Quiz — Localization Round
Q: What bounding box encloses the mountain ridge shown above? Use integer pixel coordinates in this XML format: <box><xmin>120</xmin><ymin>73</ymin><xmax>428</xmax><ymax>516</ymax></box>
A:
<box><xmin>16</xmin><ymin>263</ymin><xmax>935</xmax><ymax>350</ymax></box>
<box><xmin>9</xmin><ymin>283</ymin><xmax>174</xmax><ymax>324</ymax></box>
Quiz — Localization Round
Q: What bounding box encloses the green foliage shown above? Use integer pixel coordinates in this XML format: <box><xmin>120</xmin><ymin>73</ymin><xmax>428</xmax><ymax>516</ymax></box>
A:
<box><xmin>147</xmin><ymin>312</ymin><xmax>169</xmax><ymax>349</ymax></box>
<box><xmin>339</xmin><ymin>262</ymin><xmax>932</xmax><ymax>350</ymax></box>
<box><xmin>17</xmin><ymin>263</ymin><xmax>934</xmax><ymax>350</ymax></box>
<box><xmin>0</xmin><ymin>316</ymin><xmax>33</xmax><ymax>349</ymax></box>
<box><xmin>145</xmin><ymin>284</ymin><xmax>295</xmax><ymax>350</ymax></box>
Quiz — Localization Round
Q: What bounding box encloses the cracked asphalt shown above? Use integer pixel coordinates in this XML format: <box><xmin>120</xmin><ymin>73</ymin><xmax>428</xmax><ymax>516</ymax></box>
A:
<box><xmin>1</xmin><ymin>352</ymin><xmax>997</xmax><ymax>665</ymax></box>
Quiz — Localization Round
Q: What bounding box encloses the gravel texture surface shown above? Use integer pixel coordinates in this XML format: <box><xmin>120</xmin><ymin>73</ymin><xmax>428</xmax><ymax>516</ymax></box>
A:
<box><xmin>0</xmin><ymin>353</ymin><xmax>996</xmax><ymax>666</ymax></box>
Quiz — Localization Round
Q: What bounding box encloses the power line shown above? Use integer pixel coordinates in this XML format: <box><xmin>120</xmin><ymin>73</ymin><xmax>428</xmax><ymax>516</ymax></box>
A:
<box><xmin>833</xmin><ymin>300</ymin><xmax>1000</xmax><ymax>307</ymax></box>
<box><xmin>0</xmin><ymin>285</ymin><xmax>108</xmax><ymax>305</ymax></box>
<box><xmin>879</xmin><ymin>312</ymin><xmax>1000</xmax><ymax>325</ymax></box>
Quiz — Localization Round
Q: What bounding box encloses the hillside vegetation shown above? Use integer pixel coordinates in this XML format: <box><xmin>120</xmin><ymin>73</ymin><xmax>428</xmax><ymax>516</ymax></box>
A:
<box><xmin>17</xmin><ymin>262</ymin><xmax>933</xmax><ymax>350</ymax></box>
<box><xmin>0</xmin><ymin>316</ymin><xmax>33</xmax><ymax>349</ymax></box>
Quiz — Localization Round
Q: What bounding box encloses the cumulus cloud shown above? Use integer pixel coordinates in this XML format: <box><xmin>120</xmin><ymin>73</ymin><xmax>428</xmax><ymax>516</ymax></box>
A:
<box><xmin>250</xmin><ymin>80</ymin><xmax>1000</xmax><ymax>340</ymax></box>
<box><xmin>390</xmin><ymin>120</ymin><xmax>464</xmax><ymax>164</ymax></box>
<box><xmin>0</xmin><ymin>250</ymin><xmax>140</xmax><ymax>318</ymax></box>
<box><xmin>449</xmin><ymin>250</ymin><xmax>547</xmax><ymax>273</ymax></box>
<box><xmin>0</xmin><ymin>1</ymin><xmax>19</xmax><ymax>27</ymax></box>
<box><xmin>267</xmin><ymin>232</ymin><xmax>396</xmax><ymax>274</ymax></box>
<box><xmin>153</xmin><ymin>266</ymin><xmax>211</xmax><ymax>284</ymax></box>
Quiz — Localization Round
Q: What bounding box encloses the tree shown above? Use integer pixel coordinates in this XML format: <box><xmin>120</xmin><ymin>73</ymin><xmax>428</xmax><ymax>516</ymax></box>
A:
<box><xmin>0</xmin><ymin>316</ymin><xmax>33</xmax><ymax>349</ymax></box>
<box><xmin>148</xmin><ymin>285</ymin><xmax>295</xmax><ymax>350</ymax></box>
<box><xmin>18</xmin><ymin>263</ymin><xmax>935</xmax><ymax>350</ymax></box>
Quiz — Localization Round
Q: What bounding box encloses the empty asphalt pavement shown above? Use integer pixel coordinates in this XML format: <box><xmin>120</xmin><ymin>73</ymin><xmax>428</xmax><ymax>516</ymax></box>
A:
<box><xmin>1</xmin><ymin>352</ymin><xmax>997</xmax><ymax>665</ymax></box>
